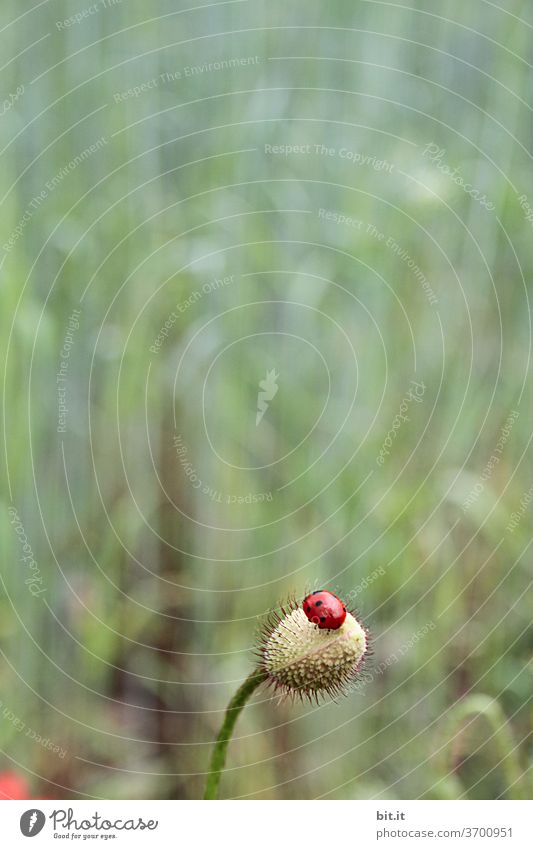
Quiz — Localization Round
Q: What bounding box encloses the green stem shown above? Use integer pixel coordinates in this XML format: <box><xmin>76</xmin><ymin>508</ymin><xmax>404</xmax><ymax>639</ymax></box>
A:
<box><xmin>204</xmin><ymin>668</ymin><xmax>268</xmax><ymax>799</ymax></box>
<box><xmin>446</xmin><ymin>695</ymin><xmax>528</xmax><ymax>800</ymax></box>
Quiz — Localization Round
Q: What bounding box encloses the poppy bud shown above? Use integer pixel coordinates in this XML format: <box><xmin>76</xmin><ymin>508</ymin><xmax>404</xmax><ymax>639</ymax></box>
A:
<box><xmin>259</xmin><ymin>601</ymin><xmax>368</xmax><ymax>700</ymax></box>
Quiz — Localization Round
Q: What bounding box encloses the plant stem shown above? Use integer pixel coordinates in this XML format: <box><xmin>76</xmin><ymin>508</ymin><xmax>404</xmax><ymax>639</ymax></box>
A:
<box><xmin>446</xmin><ymin>695</ymin><xmax>528</xmax><ymax>800</ymax></box>
<box><xmin>204</xmin><ymin>668</ymin><xmax>268</xmax><ymax>799</ymax></box>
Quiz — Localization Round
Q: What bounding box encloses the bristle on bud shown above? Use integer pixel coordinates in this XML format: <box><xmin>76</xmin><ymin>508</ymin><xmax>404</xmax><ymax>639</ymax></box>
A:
<box><xmin>258</xmin><ymin>602</ymin><xmax>368</xmax><ymax>700</ymax></box>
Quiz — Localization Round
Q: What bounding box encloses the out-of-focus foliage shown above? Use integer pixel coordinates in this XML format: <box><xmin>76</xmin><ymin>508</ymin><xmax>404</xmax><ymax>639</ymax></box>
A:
<box><xmin>0</xmin><ymin>0</ymin><xmax>531</xmax><ymax>799</ymax></box>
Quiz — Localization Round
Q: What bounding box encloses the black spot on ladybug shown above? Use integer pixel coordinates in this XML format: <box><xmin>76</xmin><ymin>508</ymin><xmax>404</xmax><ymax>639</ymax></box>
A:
<box><xmin>320</xmin><ymin>616</ymin><xmax>326</xmax><ymax>622</ymax></box>
<box><xmin>315</xmin><ymin>600</ymin><xmax>323</xmax><ymax>606</ymax></box>
<box><xmin>343</xmin><ymin>606</ymin><xmax>346</xmax><ymax>612</ymax></box>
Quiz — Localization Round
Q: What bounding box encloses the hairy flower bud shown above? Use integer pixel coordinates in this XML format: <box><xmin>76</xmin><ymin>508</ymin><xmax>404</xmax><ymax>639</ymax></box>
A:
<box><xmin>259</xmin><ymin>601</ymin><xmax>368</xmax><ymax>700</ymax></box>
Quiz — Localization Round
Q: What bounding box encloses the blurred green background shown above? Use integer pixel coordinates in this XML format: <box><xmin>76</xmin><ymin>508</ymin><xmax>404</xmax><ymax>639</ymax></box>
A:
<box><xmin>0</xmin><ymin>0</ymin><xmax>531</xmax><ymax>800</ymax></box>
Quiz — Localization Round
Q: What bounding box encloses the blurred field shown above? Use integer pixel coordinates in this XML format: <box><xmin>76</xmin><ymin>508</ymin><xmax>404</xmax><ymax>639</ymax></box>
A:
<box><xmin>0</xmin><ymin>0</ymin><xmax>532</xmax><ymax>800</ymax></box>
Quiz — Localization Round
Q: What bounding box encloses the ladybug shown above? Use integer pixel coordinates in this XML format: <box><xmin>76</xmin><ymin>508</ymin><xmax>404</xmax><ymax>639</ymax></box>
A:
<box><xmin>302</xmin><ymin>590</ymin><xmax>347</xmax><ymax>630</ymax></box>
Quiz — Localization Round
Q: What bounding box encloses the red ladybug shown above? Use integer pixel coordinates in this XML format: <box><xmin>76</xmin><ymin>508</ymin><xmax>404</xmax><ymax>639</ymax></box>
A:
<box><xmin>302</xmin><ymin>590</ymin><xmax>347</xmax><ymax>630</ymax></box>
